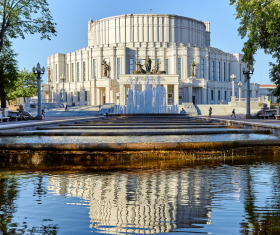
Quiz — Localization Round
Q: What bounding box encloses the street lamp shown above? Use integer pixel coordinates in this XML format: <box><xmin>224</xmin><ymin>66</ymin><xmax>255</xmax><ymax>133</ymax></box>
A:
<box><xmin>238</xmin><ymin>82</ymin><xmax>243</xmax><ymax>100</ymax></box>
<box><xmin>230</xmin><ymin>74</ymin><xmax>236</xmax><ymax>101</ymax></box>
<box><xmin>243</xmin><ymin>66</ymin><xmax>254</xmax><ymax>119</ymax></box>
<box><xmin>60</xmin><ymin>75</ymin><xmax>66</xmax><ymax>105</ymax></box>
<box><xmin>32</xmin><ymin>63</ymin><xmax>45</xmax><ymax>119</ymax></box>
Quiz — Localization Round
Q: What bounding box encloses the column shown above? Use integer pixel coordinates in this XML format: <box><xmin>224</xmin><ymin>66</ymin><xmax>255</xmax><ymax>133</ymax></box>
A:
<box><xmin>183</xmin><ymin>87</ymin><xmax>187</xmax><ymax>102</ymax></box>
<box><xmin>96</xmin><ymin>88</ymin><xmax>100</xmax><ymax>105</ymax></box>
<box><xmin>106</xmin><ymin>86</ymin><xmax>110</xmax><ymax>103</ymax></box>
<box><xmin>120</xmin><ymin>84</ymin><xmax>125</xmax><ymax>105</ymax></box>
<box><xmin>188</xmin><ymin>86</ymin><xmax>192</xmax><ymax>103</ymax></box>
<box><xmin>202</xmin><ymin>87</ymin><xmax>207</xmax><ymax>104</ymax></box>
<box><xmin>174</xmin><ymin>84</ymin><xmax>179</xmax><ymax>106</ymax></box>
<box><xmin>164</xmin><ymin>84</ymin><xmax>168</xmax><ymax>105</ymax></box>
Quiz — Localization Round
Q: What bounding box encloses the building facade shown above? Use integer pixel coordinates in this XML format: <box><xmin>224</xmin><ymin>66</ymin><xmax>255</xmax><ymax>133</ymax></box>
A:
<box><xmin>47</xmin><ymin>14</ymin><xmax>260</xmax><ymax>106</ymax></box>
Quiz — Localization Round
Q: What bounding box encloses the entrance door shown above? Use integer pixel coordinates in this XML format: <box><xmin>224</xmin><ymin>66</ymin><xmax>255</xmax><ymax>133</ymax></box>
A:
<box><xmin>192</xmin><ymin>96</ymin><xmax>196</xmax><ymax>105</ymax></box>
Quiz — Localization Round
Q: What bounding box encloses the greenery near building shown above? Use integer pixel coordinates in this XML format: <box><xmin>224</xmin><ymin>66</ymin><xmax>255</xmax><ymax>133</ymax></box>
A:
<box><xmin>0</xmin><ymin>0</ymin><xmax>57</xmax><ymax>108</ymax></box>
<box><xmin>230</xmin><ymin>0</ymin><xmax>280</xmax><ymax>101</ymax></box>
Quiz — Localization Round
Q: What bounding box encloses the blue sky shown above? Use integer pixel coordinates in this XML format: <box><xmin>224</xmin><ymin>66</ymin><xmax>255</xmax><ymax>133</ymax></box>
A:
<box><xmin>12</xmin><ymin>0</ymin><xmax>274</xmax><ymax>84</ymax></box>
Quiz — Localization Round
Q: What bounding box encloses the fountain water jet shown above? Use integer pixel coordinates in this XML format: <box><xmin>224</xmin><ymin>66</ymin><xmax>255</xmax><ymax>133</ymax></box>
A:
<box><xmin>114</xmin><ymin>76</ymin><xmax>179</xmax><ymax>114</ymax></box>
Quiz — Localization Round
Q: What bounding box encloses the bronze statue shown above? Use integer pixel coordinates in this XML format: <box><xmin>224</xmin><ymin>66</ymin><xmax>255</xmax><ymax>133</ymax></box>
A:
<box><xmin>134</xmin><ymin>62</ymin><xmax>146</xmax><ymax>74</ymax></box>
<box><xmin>152</xmin><ymin>60</ymin><xmax>161</xmax><ymax>74</ymax></box>
<box><xmin>190</xmin><ymin>60</ymin><xmax>197</xmax><ymax>77</ymax></box>
<box><xmin>144</xmin><ymin>56</ymin><xmax>152</xmax><ymax>73</ymax></box>
<box><xmin>47</xmin><ymin>66</ymin><xmax>52</xmax><ymax>82</ymax></box>
<box><xmin>101</xmin><ymin>59</ymin><xmax>109</xmax><ymax>77</ymax></box>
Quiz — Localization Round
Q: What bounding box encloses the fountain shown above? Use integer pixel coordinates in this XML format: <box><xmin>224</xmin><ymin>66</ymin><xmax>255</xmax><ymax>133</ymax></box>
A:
<box><xmin>114</xmin><ymin>76</ymin><xmax>179</xmax><ymax>114</ymax></box>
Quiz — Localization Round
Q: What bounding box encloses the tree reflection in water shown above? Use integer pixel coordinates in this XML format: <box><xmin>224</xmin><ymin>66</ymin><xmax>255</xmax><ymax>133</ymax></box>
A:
<box><xmin>240</xmin><ymin>166</ymin><xmax>280</xmax><ymax>235</ymax></box>
<box><xmin>0</xmin><ymin>174</ymin><xmax>59</xmax><ymax>235</ymax></box>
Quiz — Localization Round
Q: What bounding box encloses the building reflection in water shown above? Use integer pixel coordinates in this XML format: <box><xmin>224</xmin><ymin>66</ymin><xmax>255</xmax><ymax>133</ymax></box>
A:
<box><xmin>48</xmin><ymin>170</ymin><xmax>214</xmax><ymax>234</ymax></box>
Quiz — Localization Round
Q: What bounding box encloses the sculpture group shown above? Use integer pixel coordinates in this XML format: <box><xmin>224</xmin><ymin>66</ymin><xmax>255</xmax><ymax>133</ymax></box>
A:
<box><xmin>133</xmin><ymin>56</ymin><xmax>166</xmax><ymax>75</ymax></box>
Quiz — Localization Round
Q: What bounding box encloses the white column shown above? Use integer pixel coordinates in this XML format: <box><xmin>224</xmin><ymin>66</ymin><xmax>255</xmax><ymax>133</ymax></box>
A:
<box><xmin>188</xmin><ymin>86</ymin><xmax>192</xmax><ymax>103</ymax></box>
<box><xmin>106</xmin><ymin>86</ymin><xmax>110</xmax><ymax>103</ymax></box>
<box><xmin>183</xmin><ymin>87</ymin><xmax>187</xmax><ymax>102</ymax></box>
<box><xmin>96</xmin><ymin>88</ymin><xmax>100</xmax><ymax>105</ymax></box>
<box><xmin>202</xmin><ymin>87</ymin><xmax>207</xmax><ymax>104</ymax></box>
<box><xmin>164</xmin><ymin>84</ymin><xmax>168</xmax><ymax>105</ymax></box>
<box><xmin>120</xmin><ymin>84</ymin><xmax>125</xmax><ymax>105</ymax></box>
<box><xmin>174</xmin><ymin>84</ymin><xmax>179</xmax><ymax>106</ymax></box>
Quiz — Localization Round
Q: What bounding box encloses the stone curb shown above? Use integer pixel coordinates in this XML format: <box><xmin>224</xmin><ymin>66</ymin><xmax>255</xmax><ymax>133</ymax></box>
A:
<box><xmin>0</xmin><ymin>140</ymin><xmax>279</xmax><ymax>151</ymax></box>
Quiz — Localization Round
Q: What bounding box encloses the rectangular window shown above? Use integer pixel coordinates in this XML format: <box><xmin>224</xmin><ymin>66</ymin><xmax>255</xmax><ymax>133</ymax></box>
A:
<box><xmin>229</xmin><ymin>63</ymin><xmax>231</xmax><ymax>79</ymax></box>
<box><xmin>93</xmin><ymin>59</ymin><xmax>96</xmax><ymax>79</ymax></box>
<box><xmin>56</xmin><ymin>64</ymin><xmax>58</xmax><ymax>82</ymax></box>
<box><xmin>83</xmin><ymin>61</ymin><xmax>86</xmax><ymax>81</ymax></box>
<box><xmin>212</xmin><ymin>61</ymin><xmax>214</xmax><ymax>80</ymax></box>
<box><xmin>223</xmin><ymin>63</ymin><xmax>226</xmax><ymax>81</ymax></box>
<box><xmin>129</xmin><ymin>59</ymin><xmax>133</xmax><ymax>74</ymax></box>
<box><xmin>225</xmin><ymin>91</ymin><xmax>227</xmax><ymax>101</ymax></box>
<box><xmin>178</xmin><ymin>58</ymin><xmax>181</xmax><ymax>79</ymax></box>
<box><xmin>218</xmin><ymin>90</ymin><xmax>220</xmax><ymax>100</ymax></box>
<box><xmin>65</xmin><ymin>92</ymin><xmax>67</xmax><ymax>102</ymax></box>
<box><xmin>201</xmin><ymin>59</ymin><xmax>204</xmax><ymax>78</ymax></box>
<box><xmin>77</xmin><ymin>91</ymin><xmax>80</xmax><ymax>101</ymax></box>
<box><xmin>218</xmin><ymin>62</ymin><xmax>221</xmax><ymax>81</ymax></box>
<box><xmin>77</xmin><ymin>62</ymin><xmax>80</xmax><ymax>82</ymax></box>
<box><xmin>230</xmin><ymin>91</ymin><xmax>232</xmax><ymax>97</ymax></box>
<box><xmin>165</xmin><ymin>59</ymin><xmax>169</xmax><ymax>75</ymax></box>
<box><xmin>67</xmin><ymin>64</ymin><xmax>69</xmax><ymax>82</ymax></box>
<box><xmin>117</xmin><ymin>58</ymin><xmax>121</xmax><ymax>79</ymax></box>
<box><xmin>85</xmin><ymin>91</ymin><xmax>87</xmax><ymax>101</ymax></box>
<box><xmin>211</xmin><ymin>90</ymin><xmax>214</xmax><ymax>100</ymax></box>
<box><xmin>71</xmin><ymin>92</ymin><xmax>73</xmax><ymax>101</ymax></box>
<box><xmin>71</xmin><ymin>63</ymin><xmax>74</xmax><ymax>82</ymax></box>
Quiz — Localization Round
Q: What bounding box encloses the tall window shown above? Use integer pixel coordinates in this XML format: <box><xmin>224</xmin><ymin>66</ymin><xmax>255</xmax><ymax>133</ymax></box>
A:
<box><xmin>117</xmin><ymin>58</ymin><xmax>121</xmax><ymax>79</ymax></box>
<box><xmin>65</xmin><ymin>92</ymin><xmax>67</xmax><ymax>102</ymax></box>
<box><xmin>218</xmin><ymin>62</ymin><xmax>220</xmax><ymax>81</ymax></box>
<box><xmin>93</xmin><ymin>59</ymin><xmax>96</xmax><ymax>79</ymax></box>
<box><xmin>71</xmin><ymin>63</ymin><xmax>74</xmax><ymax>82</ymax></box>
<box><xmin>83</xmin><ymin>61</ymin><xmax>86</xmax><ymax>81</ymax></box>
<box><xmin>77</xmin><ymin>62</ymin><xmax>80</xmax><ymax>82</ymax></box>
<box><xmin>129</xmin><ymin>59</ymin><xmax>133</xmax><ymax>74</ymax></box>
<box><xmin>223</xmin><ymin>63</ymin><xmax>226</xmax><ymax>81</ymax></box>
<box><xmin>67</xmin><ymin>64</ymin><xmax>69</xmax><ymax>82</ymax></box>
<box><xmin>77</xmin><ymin>91</ymin><xmax>80</xmax><ymax>101</ymax></box>
<box><xmin>228</xmin><ymin>63</ymin><xmax>231</xmax><ymax>81</ymax></box>
<box><xmin>85</xmin><ymin>91</ymin><xmax>87</xmax><ymax>101</ymax></box>
<box><xmin>165</xmin><ymin>59</ymin><xmax>169</xmax><ymax>75</ymax></box>
<box><xmin>56</xmin><ymin>64</ymin><xmax>58</xmax><ymax>82</ymax></box>
<box><xmin>201</xmin><ymin>59</ymin><xmax>204</xmax><ymax>78</ymax></box>
<box><xmin>225</xmin><ymin>91</ymin><xmax>227</xmax><ymax>101</ymax></box>
<box><xmin>211</xmin><ymin>90</ymin><xmax>214</xmax><ymax>100</ymax></box>
<box><xmin>71</xmin><ymin>92</ymin><xmax>73</xmax><ymax>101</ymax></box>
<box><xmin>178</xmin><ymin>58</ymin><xmax>181</xmax><ymax>79</ymax></box>
<box><xmin>211</xmin><ymin>61</ymin><xmax>214</xmax><ymax>80</ymax></box>
<box><xmin>218</xmin><ymin>90</ymin><xmax>220</xmax><ymax>100</ymax></box>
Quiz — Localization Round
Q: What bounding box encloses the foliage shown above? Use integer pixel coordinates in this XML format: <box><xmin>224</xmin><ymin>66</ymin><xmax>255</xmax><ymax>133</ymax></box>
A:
<box><xmin>0</xmin><ymin>0</ymin><xmax>57</xmax><ymax>54</ymax></box>
<box><xmin>230</xmin><ymin>0</ymin><xmax>280</xmax><ymax>101</ymax></box>
<box><xmin>0</xmin><ymin>38</ymin><xmax>18</xmax><ymax>107</ymax></box>
<box><xmin>6</xmin><ymin>69</ymin><xmax>37</xmax><ymax>100</ymax></box>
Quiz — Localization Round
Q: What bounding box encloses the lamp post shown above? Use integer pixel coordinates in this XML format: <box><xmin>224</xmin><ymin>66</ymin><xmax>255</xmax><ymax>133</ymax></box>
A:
<box><xmin>32</xmin><ymin>63</ymin><xmax>45</xmax><ymax>119</ymax></box>
<box><xmin>243</xmin><ymin>66</ymin><xmax>254</xmax><ymax>119</ymax></box>
<box><xmin>238</xmin><ymin>82</ymin><xmax>243</xmax><ymax>100</ymax></box>
<box><xmin>230</xmin><ymin>74</ymin><xmax>236</xmax><ymax>101</ymax></box>
<box><xmin>60</xmin><ymin>75</ymin><xmax>66</xmax><ymax>105</ymax></box>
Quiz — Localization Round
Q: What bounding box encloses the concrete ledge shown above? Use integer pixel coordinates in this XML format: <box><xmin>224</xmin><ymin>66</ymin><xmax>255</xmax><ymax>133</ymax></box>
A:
<box><xmin>0</xmin><ymin>129</ymin><xmax>270</xmax><ymax>136</ymax></box>
<box><xmin>0</xmin><ymin>139</ymin><xmax>279</xmax><ymax>151</ymax></box>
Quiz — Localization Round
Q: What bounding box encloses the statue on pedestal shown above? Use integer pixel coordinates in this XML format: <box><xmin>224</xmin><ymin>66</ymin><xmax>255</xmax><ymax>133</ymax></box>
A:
<box><xmin>47</xmin><ymin>66</ymin><xmax>52</xmax><ymax>82</ymax></box>
<box><xmin>144</xmin><ymin>56</ymin><xmax>152</xmax><ymax>73</ymax></box>
<box><xmin>190</xmin><ymin>60</ymin><xmax>197</xmax><ymax>77</ymax></box>
<box><xmin>101</xmin><ymin>59</ymin><xmax>109</xmax><ymax>77</ymax></box>
<box><xmin>152</xmin><ymin>60</ymin><xmax>161</xmax><ymax>74</ymax></box>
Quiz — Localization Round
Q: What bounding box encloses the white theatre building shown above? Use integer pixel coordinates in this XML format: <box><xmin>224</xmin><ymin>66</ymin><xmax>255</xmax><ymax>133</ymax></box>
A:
<box><xmin>47</xmin><ymin>14</ymin><xmax>260</xmax><ymax>106</ymax></box>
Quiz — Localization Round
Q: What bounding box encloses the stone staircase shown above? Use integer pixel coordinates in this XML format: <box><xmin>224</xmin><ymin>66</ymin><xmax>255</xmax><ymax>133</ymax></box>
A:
<box><xmin>179</xmin><ymin>103</ymin><xmax>198</xmax><ymax>116</ymax></box>
<box><xmin>196</xmin><ymin>104</ymin><xmax>261</xmax><ymax>116</ymax></box>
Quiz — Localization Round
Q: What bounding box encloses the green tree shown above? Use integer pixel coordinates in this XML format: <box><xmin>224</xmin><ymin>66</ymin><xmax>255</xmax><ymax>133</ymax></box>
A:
<box><xmin>6</xmin><ymin>69</ymin><xmax>37</xmax><ymax>101</ymax></box>
<box><xmin>0</xmin><ymin>38</ymin><xmax>18</xmax><ymax>108</ymax></box>
<box><xmin>230</xmin><ymin>0</ymin><xmax>280</xmax><ymax>100</ymax></box>
<box><xmin>0</xmin><ymin>0</ymin><xmax>57</xmax><ymax>107</ymax></box>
